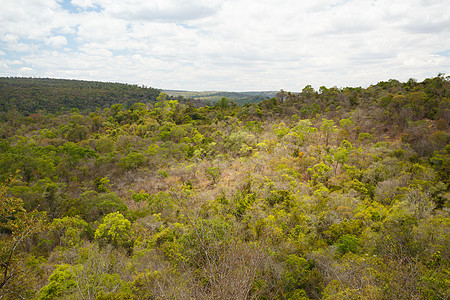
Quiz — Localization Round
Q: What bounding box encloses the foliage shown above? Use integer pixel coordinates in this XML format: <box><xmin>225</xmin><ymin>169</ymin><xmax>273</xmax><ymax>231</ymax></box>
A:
<box><xmin>118</xmin><ymin>151</ymin><xmax>147</xmax><ymax>170</ymax></box>
<box><xmin>336</xmin><ymin>234</ymin><xmax>360</xmax><ymax>255</ymax></box>
<box><xmin>206</xmin><ymin>166</ymin><xmax>221</xmax><ymax>184</ymax></box>
<box><xmin>0</xmin><ymin>75</ymin><xmax>449</xmax><ymax>299</ymax></box>
<box><xmin>95</xmin><ymin>212</ymin><xmax>132</xmax><ymax>248</ymax></box>
<box><xmin>0</xmin><ymin>77</ymin><xmax>161</xmax><ymax>115</ymax></box>
<box><xmin>0</xmin><ymin>176</ymin><xmax>46</xmax><ymax>298</ymax></box>
<box><xmin>38</xmin><ymin>264</ymin><xmax>79</xmax><ymax>299</ymax></box>
<box><xmin>48</xmin><ymin>216</ymin><xmax>89</xmax><ymax>248</ymax></box>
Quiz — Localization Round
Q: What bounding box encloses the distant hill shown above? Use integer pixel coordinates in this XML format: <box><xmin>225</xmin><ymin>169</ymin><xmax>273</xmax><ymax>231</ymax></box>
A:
<box><xmin>163</xmin><ymin>90</ymin><xmax>277</xmax><ymax>106</ymax></box>
<box><xmin>0</xmin><ymin>77</ymin><xmax>161</xmax><ymax>115</ymax></box>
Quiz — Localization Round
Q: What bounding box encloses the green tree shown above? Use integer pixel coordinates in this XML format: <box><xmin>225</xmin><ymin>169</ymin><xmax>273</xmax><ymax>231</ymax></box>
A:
<box><xmin>66</xmin><ymin>123</ymin><xmax>89</xmax><ymax>142</ymax></box>
<box><xmin>281</xmin><ymin>254</ymin><xmax>310</xmax><ymax>298</ymax></box>
<box><xmin>49</xmin><ymin>216</ymin><xmax>89</xmax><ymax>248</ymax></box>
<box><xmin>64</xmin><ymin>190</ymin><xmax>127</xmax><ymax>223</ymax></box>
<box><xmin>336</xmin><ymin>234</ymin><xmax>360</xmax><ymax>255</ymax></box>
<box><xmin>94</xmin><ymin>176</ymin><xmax>112</xmax><ymax>193</ymax></box>
<box><xmin>95</xmin><ymin>212</ymin><xmax>132</xmax><ymax>248</ymax></box>
<box><xmin>38</xmin><ymin>264</ymin><xmax>79</xmax><ymax>299</ymax></box>
<box><xmin>118</xmin><ymin>152</ymin><xmax>147</xmax><ymax>170</ymax></box>
<box><xmin>307</xmin><ymin>162</ymin><xmax>332</xmax><ymax>186</ymax></box>
<box><xmin>320</xmin><ymin>118</ymin><xmax>337</xmax><ymax>146</ymax></box>
<box><xmin>39</xmin><ymin>245</ymin><xmax>129</xmax><ymax>299</ymax></box>
<box><xmin>0</xmin><ymin>176</ymin><xmax>46</xmax><ymax>298</ymax></box>
<box><xmin>218</xmin><ymin>97</ymin><xmax>230</xmax><ymax>109</ymax></box>
<box><xmin>206</xmin><ymin>166</ymin><xmax>221</xmax><ymax>184</ymax></box>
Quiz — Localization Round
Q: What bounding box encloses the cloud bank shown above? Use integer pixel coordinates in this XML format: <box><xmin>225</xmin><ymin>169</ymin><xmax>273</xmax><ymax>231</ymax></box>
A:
<box><xmin>1</xmin><ymin>0</ymin><xmax>449</xmax><ymax>91</ymax></box>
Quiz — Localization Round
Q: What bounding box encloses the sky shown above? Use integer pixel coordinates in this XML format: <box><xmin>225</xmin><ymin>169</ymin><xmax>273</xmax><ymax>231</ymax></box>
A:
<box><xmin>0</xmin><ymin>0</ymin><xmax>449</xmax><ymax>92</ymax></box>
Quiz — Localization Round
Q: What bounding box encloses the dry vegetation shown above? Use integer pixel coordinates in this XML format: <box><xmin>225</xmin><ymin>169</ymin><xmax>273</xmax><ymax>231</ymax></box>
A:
<box><xmin>0</xmin><ymin>76</ymin><xmax>449</xmax><ymax>299</ymax></box>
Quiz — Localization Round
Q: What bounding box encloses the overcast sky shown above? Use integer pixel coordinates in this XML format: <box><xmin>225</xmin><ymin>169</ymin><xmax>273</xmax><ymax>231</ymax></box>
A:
<box><xmin>1</xmin><ymin>0</ymin><xmax>449</xmax><ymax>91</ymax></box>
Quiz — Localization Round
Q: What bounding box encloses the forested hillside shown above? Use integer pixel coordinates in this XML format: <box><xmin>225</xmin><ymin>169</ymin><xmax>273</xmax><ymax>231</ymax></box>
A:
<box><xmin>163</xmin><ymin>90</ymin><xmax>277</xmax><ymax>106</ymax></box>
<box><xmin>0</xmin><ymin>78</ymin><xmax>161</xmax><ymax>115</ymax></box>
<box><xmin>0</xmin><ymin>75</ymin><xmax>449</xmax><ymax>299</ymax></box>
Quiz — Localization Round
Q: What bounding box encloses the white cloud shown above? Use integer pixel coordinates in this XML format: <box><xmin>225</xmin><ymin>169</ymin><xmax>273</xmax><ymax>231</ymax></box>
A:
<box><xmin>0</xmin><ymin>0</ymin><xmax>449</xmax><ymax>91</ymax></box>
<box><xmin>99</xmin><ymin>0</ymin><xmax>222</xmax><ymax>22</ymax></box>
<box><xmin>0</xmin><ymin>33</ymin><xmax>34</xmax><ymax>52</ymax></box>
<box><xmin>71</xmin><ymin>0</ymin><xmax>97</xmax><ymax>9</ymax></box>
<box><xmin>6</xmin><ymin>59</ymin><xmax>23</xmax><ymax>65</ymax></box>
<box><xmin>18</xmin><ymin>67</ymin><xmax>35</xmax><ymax>76</ymax></box>
<box><xmin>79</xmin><ymin>43</ymin><xmax>113</xmax><ymax>56</ymax></box>
<box><xmin>45</xmin><ymin>35</ymin><xmax>68</xmax><ymax>48</ymax></box>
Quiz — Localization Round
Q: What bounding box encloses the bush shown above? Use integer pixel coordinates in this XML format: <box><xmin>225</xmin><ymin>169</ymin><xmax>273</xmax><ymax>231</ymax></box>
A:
<box><xmin>336</xmin><ymin>234</ymin><xmax>359</xmax><ymax>255</ymax></box>
<box><xmin>118</xmin><ymin>152</ymin><xmax>147</xmax><ymax>170</ymax></box>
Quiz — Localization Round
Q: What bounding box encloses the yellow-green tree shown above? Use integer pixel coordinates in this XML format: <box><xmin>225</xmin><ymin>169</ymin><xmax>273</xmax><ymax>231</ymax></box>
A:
<box><xmin>320</xmin><ymin>118</ymin><xmax>337</xmax><ymax>146</ymax></box>
<box><xmin>95</xmin><ymin>212</ymin><xmax>132</xmax><ymax>249</ymax></box>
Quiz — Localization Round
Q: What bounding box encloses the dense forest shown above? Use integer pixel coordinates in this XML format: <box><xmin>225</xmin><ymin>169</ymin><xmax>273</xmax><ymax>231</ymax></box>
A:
<box><xmin>0</xmin><ymin>78</ymin><xmax>162</xmax><ymax>115</ymax></box>
<box><xmin>0</xmin><ymin>75</ymin><xmax>449</xmax><ymax>299</ymax></box>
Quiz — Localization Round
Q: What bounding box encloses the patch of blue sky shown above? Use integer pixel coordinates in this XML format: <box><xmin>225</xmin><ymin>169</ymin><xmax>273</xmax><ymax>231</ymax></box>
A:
<box><xmin>0</xmin><ymin>38</ymin><xmax>34</xmax><ymax>58</ymax></box>
<box><xmin>126</xmin><ymin>24</ymin><xmax>133</xmax><ymax>32</ymax></box>
<box><xmin>58</xmin><ymin>0</ymin><xmax>103</xmax><ymax>14</ymax></box>
<box><xmin>328</xmin><ymin>0</ymin><xmax>351</xmax><ymax>9</ymax></box>
<box><xmin>0</xmin><ymin>41</ymin><xmax>9</xmax><ymax>54</ymax></box>
<box><xmin>50</xmin><ymin>28</ymin><xmax>79</xmax><ymax>51</ymax></box>
<box><xmin>177</xmin><ymin>23</ymin><xmax>197</xmax><ymax>30</ymax></box>
<box><xmin>110</xmin><ymin>49</ymin><xmax>130</xmax><ymax>56</ymax></box>
<box><xmin>0</xmin><ymin>42</ymin><xmax>34</xmax><ymax>75</ymax></box>
<box><xmin>0</xmin><ymin>41</ymin><xmax>18</xmax><ymax>61</ymax></box>
<box><xmin>176</xmin><ymin>24</ymin><xmax>209</xmax><ymax>37</ymax></box>
<box><xmin>434</xmin><ymin>49</ymin><xmax>450</xmax><ymax>57</ymax></box>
